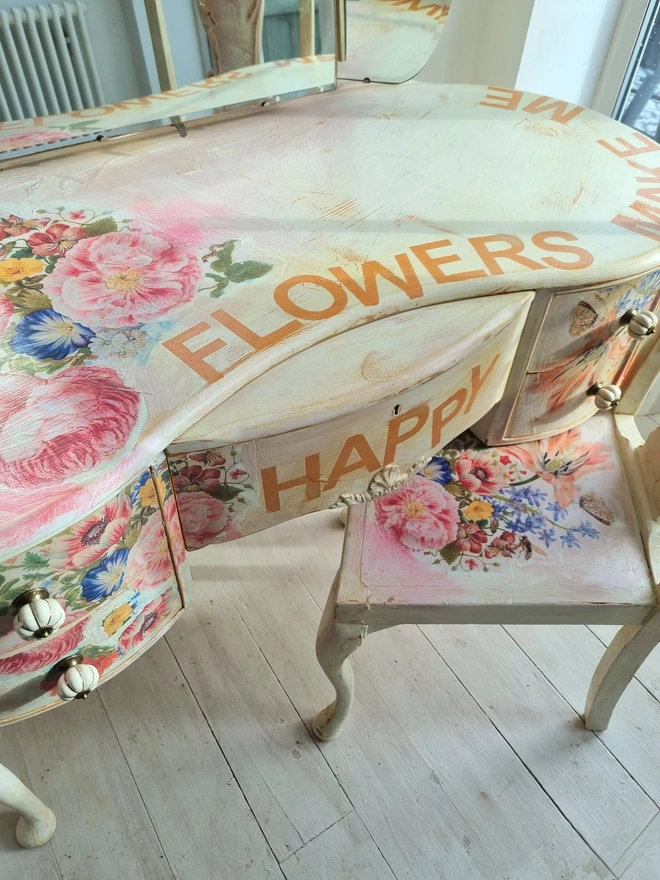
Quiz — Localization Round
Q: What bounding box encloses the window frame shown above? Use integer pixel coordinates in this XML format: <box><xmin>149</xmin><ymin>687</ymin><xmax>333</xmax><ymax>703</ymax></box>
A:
<box><xmin>592</xmin><ymin>0</ymin><xmax>653</xmax><ymax>115</ymax></box>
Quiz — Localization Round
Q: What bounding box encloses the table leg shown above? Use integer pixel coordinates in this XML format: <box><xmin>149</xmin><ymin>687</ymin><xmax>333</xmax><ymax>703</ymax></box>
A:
<box><xmin>0</xmin><ymin>760</ymin><xmax>56</xmax><ymax>847</ymax></box>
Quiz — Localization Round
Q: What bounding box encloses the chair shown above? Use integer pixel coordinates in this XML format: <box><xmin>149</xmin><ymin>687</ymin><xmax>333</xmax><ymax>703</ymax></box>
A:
<box><xmin>312</xmin><ymin>338</ymin><xmax>660</xmax><ymax>741</ymax></box>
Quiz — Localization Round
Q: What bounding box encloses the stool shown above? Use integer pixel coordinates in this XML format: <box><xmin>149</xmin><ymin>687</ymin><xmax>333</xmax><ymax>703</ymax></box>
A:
<box><xmin>312</xmin><ymin>403</ymin><xmax>660</xmax><ymax>741</ymax></box>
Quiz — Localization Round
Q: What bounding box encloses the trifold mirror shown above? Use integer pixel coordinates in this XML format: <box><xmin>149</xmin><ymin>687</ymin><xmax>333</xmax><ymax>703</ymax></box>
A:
<box><xmin>0</xmin><ymin>0</ymin><xmax>449</xmax><ymax>164</ymax></box>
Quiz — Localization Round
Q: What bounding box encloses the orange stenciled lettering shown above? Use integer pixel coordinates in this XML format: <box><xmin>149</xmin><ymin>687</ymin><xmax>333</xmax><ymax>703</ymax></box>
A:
<box><xmin>598</xmin><ymin>131</ymin><xmax>660</xmax><ymax>159</ymax></box>
<box><xmin>612</xmin><ymin>202</ymin><xmax>660</xmax><ymax>242</ymax></box>
<box><xmin>410</xmin><ymin>239</ymin><xmax>487</xmax><ymax>284</ymax></box>
<box><xmin>162</xmin><ymin>322</ymin><xmax>226</xmax><ymax>383</ymax></box>
<box><xmin>531</xmin><ymin>232</ymin><xmax>594</xmax><ymax>270</ymax></box>
<box><xmin>274</xmin><ymin>275</ymin><xmax>348</xmax><ymax>320</ymax></box>
<box><xmin>522</xmin><ymin>96</ymin><xmax>584</xmax><ymax>124</ymax></box>
<box><xmin>261</xmin><ymin>455</ymin><xmax>321</xmax><ymax>512</ymax></box>
<box><xmin>383</xmin><ymin>404</ymin><xmax>429</xmax><ymax>465</ymax></box>
<box><xmin>329</xmin><ymin>254</ymin><xmax>423</xmax><ymax>305</ymax></box>
<box><xmin>324</xmin><ymin>435</ymin><xmax>381</xmax><ymax>492</ymax></box>
<box><xmin>627</xmin><ymin>159</ymin><xmax>660</xmax><ymax>183</ymax></box>
<box><xmin>466</xmin><ymin>355</ymin><xmax>500</xmax><ymax>414</ymax></box>
<box><xmin>480</xmin><ymin>86</ymin><xmax>523</xmax><ymax>112</ymax></box>
<box><xmin>431</xmin><ymin>389</ymin><xmax>466</xmax><ymax>447</ymax></box>
<box><xmin>211</xmin><ymin>308</ymin><xmax>301</xmax><ymax>351</ymax></box>
<box><xmin>468</xmin><ymin>235</ymin><xmax>544</xmax><ymax>274</ymax></box>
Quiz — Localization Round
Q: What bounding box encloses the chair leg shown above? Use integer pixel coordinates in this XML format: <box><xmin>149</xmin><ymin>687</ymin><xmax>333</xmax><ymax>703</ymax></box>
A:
<box><xmin>312</xmin><ymin>574</ymin><xmax>364</xmax><ymax>742</ymax></box>
<box><xmin>585</xmin><ymin>610</ymin><xmax>660</xmax><ymax>731</ymax></box>
<box><xmin>0</xmin><ymin>760</ymin><xmax>56</xmax><ymax>847</ymax></box>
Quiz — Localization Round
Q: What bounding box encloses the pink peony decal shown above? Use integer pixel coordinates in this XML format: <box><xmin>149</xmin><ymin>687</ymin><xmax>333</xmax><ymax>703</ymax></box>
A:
<box><xmin>176</xmin><ymin>491</ymin><xmax>229</xmax><ymax>551</ymax></box>
<box><xmin>374</xmin><ymin>476</ymin><xmax>459</xmax><ymax>551</ymax></box>
<box><xmin>44</xmin><ymin>230</ymin><xmax>202</xmax><ymax>329</ymax></box>
<box><xmin>0</xmin><ymin>294</ymin><xmax>13</xmax><ymax>335</ymax></box>
<box><xmin>47</xmin><ymin>493</ymin><xmax>131</xmax><ymax>570</ymax></box>
<box><xmin>28</xmin><ymin>222</ymin><xmax>85</xmax><ymax>257</ymax></box>
<box><xmin>0</xmin><ymin>366</ymin><xmax>140</xmax><ymax>488</ymax></box>
<box><xmin>125</xmin><ymin>512</ymin><xmax>174</xmax><ymax>591</ymax></box>
<box><xmin>455</xmin><ymin>451</ymin><xmax>508</xmax><ymax>495</ymax></box>
<box><xmin>0</xmin><ymin>617</ymin><xmax>86</xmax><ymax>675</ymax></box>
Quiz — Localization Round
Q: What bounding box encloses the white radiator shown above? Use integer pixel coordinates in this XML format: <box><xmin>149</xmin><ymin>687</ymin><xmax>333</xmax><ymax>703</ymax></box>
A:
<box><xmin>0</xmin><ymin>1</ymin><xmax>105</xmax><ymax>123</ymax></box>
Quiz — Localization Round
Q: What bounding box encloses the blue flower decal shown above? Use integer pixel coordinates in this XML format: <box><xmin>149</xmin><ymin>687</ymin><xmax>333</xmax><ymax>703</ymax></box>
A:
<box><xmin>130</xmin><ymin>471</ymin><xmax>151</xmax><ymax>507</ymax></box>
<box><xmin>576</xmin><ymin>520</ymin><xmax>599</xmax><ymax>539</ymax></box>
<box><xmin>538</xmin><ymin>528</ymin><xmax>557</xmax><ymax>548</ymax></box>
<box><xmin>81</xmin><ymin>548</ymin><xmax>129</xmax><ymax>602</ymax></box>
<box><xmin>420</xmin><ymin>457</ymin><xmax>452</xmax><ymax>485</ymax></box>
<box><xmin>560</xmin><ymin>531</ymin><xmax>580</xmax><ymax>549</ymax></box>
<box><xmin>11</xmin><ymin>308</ymin><xmax>93</xmax><ymax>360</ymax></box>
<box><xmin>546</xmin><ymin>501</ymin><xmax>567</xmax><ymax>521</ymax></box>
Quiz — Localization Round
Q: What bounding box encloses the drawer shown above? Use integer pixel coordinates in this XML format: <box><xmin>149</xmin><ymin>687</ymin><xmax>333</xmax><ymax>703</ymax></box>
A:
<box><xmin>168</xmin><ymin>292</ymin><xmax>533</xmax><ymax>548</ymax></box>
<box><xmin>475</xmin><ymin>271</ymin><xmax>660</xmax><ymax>443</ymax></box>
<box><xmin>0</xmin><ymin>454</ymin><xmax>188</xmax><ymax>661</ymax></box>
<box><xmin>0</xmin><ymin>458</ymin><xmax>186</xmax><ymax>724</ymax></box>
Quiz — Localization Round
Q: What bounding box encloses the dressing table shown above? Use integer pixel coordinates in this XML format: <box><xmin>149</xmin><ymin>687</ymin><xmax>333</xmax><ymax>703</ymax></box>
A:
<box><xmin>1</xmin><ymin>0</ymin><xmax>659</xmax><ymax>850</ymax></box>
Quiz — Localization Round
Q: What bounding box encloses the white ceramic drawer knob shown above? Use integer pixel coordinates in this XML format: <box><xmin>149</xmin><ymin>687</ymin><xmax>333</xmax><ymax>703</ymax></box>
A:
<box><xmin>11</xmin><ymin>589</ymin><xmax>66</xmax><ymax>640</ymax></box>
<box><xmin>56</xmin><ymin>656</ymin><xmax>100</xmax><ymax>701</ymax></box>
<box><xmin>621</xmin><ymin>308</ymin><xmax>658</xmax><ymax>339</ymax></box>
<box><xmin>588</xmin><ymin>382</ymin><xmax>622</xmax><ymax>410</ymax></box>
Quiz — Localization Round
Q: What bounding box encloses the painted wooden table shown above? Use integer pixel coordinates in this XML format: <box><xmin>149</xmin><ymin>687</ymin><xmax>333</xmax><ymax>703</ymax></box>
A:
<box><xmin>1</xmin><ymin>79</ymin><xmax>660</xmax><ymax>847</ymax></box>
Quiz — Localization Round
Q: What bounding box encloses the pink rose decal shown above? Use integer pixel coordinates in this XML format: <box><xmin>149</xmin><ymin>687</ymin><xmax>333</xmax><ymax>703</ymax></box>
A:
<box><xmin>455</xmin><ymin>451</ymin><xmax>508</xmax><ymax>495</ymax></box>
<box><xmin>374</xmin><ymin>476</ymin><xmax>459</xmax><ymax>551</ymax></box>
<box><xmin>176</xmin><ymin>491</ymin><xmax>229</xmax><ymax>551</ymax></box>
<box><xmin>0</xmin><ymin>366</ymin><xmax>140</xmax><ymax>488</ymax></box>
<box><xmin>0</xmin><ymin>294</ymin><xmax>13</xmax><ymax>335</ymax></box>
<box><xmin>44</xmin><ymin>230</ymin><xmax>202</xmax><ymax>329</ymax></box>
<box><xmin>47</xmin><ymin>493</ymin><xmax>131</xmax><ymax>570</ymax></box>
<box><xmin>125</xmin><ymin>512</ymin><xmax>174</xmax><ymax>590</ymax></box>
<box><xmin>0</xmin><ymin>617</ymin><xmax>86</xmax><ymax>675</ymax></box>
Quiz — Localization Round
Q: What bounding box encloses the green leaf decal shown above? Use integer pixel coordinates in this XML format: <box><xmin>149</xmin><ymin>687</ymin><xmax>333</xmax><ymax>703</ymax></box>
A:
<box><xmin>23</xmin><ymin>551</ymin><xmax>49</xmax><ymax>570</ymax></box>
<box><xmin>209</xmin><ymin>484</ymin><xmax>242</xmax><ymax>502</ymax></box>
<box><xmin>225</xmin><ymin>260</ymin><xmax>273</xmax><ymax>283</ymax></box>
<box><xmin>210</xmin><ymin>240</ymin><xmax>237</xmax><ymax>273</ymax></box>
<box><xmin>438</xmin><ymin>543</ymin><xmax>460</xmax><ymax>566</ymax></box>
<box><xmin>83</xmin><ymin>217</ymin><xmax>118</xmax><ymax>238</ymax></box>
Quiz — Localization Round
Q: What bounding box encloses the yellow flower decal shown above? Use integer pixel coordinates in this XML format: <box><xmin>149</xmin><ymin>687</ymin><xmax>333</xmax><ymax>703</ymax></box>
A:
<box><xmin>139</xmin><ymin>474</ymin><xmax>166</xmax><ymax>508</ymax></box>
<box><xmin>0</xmin><ymin>257</ymin><xmax>43</xmax><ymax>283</ymax></box>
<box><xmin>103</xmin><ymin>602</ymin><xmax>133</xmax><ymax>636</ymax></box>
<box><xmin>463</xmin><ymin>500</ymin><xmax>494</xmax><ymax>522</ymax></box>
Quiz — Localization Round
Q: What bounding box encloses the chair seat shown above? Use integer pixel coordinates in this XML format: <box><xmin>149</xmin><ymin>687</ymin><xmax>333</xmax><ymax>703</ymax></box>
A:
<box><xmin>341</xmin><ymin>414</ymin><xmax>655</xmax><ymax>625</ymax></box>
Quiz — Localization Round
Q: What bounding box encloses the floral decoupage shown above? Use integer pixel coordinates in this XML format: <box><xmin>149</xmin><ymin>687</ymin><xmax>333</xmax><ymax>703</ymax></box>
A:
<box><xmin>166</xmin><ymin>445</ymin><xmax>258</xmax><ymax>549</ymax></box>
<box><xmin>0</xmin><ymin>457</ymin><xmax>185</xmax><ymax>724</ymax></box>
<box><xmin>0</xmin><ymin>455</ymin><xmax>185</xmax><ymax>658</ymax></box>
<box><xmin>365</xmin><ymin>418</ymin><xmax>638</xmax><ymax>582</ymax></box>
<box><xmin>509</xmin><ymin>274</ymin><xmax>660</xmax><ymax>436</ymax></box>
<box><xmin>0</xmin><ymin>207</ymin><xmax>274</xmax><ymax>558</ymax></box>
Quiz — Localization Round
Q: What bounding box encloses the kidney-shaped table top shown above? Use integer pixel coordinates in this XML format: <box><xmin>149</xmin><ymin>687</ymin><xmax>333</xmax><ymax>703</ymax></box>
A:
<box><xmin>1</xmin><ymin>79</ymin><xmax>660</xmax><ymax>560</ymax></box>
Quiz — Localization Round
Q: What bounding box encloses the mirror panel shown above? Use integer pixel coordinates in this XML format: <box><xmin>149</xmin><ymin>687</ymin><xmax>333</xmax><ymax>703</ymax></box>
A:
<box><xmin>0</xmin><ymin>0</ymin><xmax>337</xmax><ymax>162</ymax></box>
<box><xmin>338</xmin><ymin>0</ymin><xmax>449</xmax><ymax>83</ymax></box>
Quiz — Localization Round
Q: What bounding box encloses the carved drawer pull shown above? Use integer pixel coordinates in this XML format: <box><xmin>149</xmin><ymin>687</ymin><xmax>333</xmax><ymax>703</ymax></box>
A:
<box><xmin>55</xmin><ymin>656</ymin><xmax>99</xmax><ymax>701</ymax></box>
<box><xmin>620</xmin><ymin>308</ymin><xmax>658</xmax><ymax>339</ymax></box>
<box><xmin>588</xmin><ymin>382</ymin><xmax>622</xmax><ymax>410</ymax></box>
<box><xmin>10</xmin><ymin>589</ymin><xmax>66</xmax><ymax>641</ymax></box>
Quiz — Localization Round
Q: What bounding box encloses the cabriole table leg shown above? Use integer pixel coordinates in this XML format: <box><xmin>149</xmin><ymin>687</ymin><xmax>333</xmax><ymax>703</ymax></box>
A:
<box><xmin>0</xmin><ymin>760</ymin><xmax>56</xmax><ymax>848</ymax></box>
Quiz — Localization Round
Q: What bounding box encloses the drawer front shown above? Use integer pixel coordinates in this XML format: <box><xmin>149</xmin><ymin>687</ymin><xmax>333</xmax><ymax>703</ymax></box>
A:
<box><xmin>0</xmin><ymin>454</ymin><xmax>187</xmax><ymax>662</ymax></box>
<box><xmin>478</xmin><ymin>272</ymin><xmax>660</xmax><ymax>443</ymax></box>
<box><xmin>168</xmin><ymin>304</ymin><xmax>530</xmax><ymax>549</ymax></box>
<box><xmin>0</xmin><ymin>461</ymin><xmax>186</xmax><ymax>724</ymax></box>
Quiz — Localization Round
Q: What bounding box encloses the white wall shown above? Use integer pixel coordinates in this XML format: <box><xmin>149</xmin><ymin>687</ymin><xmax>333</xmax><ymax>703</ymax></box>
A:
<box><xmin>421</xmin><ymin>0</ymin><xmax>629</xmax><ymax>111</ymax></box>
<box><xmin>516</xmin><ymin>0</ymin><xmax>624</xmax><ymax>107</ymax></box>
<box><xmin>420</xmin><ymin>0</ymin><xmax>535</xmax><ymax>87</ymax></box>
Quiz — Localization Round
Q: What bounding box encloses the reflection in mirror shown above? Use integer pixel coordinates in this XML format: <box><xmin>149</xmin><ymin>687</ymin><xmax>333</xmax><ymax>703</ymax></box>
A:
<box><xmin>0</xmin><ymin>0</ymin><xmax>337</xmax><ymax>163</ymax></box>
<box><xmin>339</xmin><ymin>0</ymin><xmax>449</xmax><ymax>84</ymax></box>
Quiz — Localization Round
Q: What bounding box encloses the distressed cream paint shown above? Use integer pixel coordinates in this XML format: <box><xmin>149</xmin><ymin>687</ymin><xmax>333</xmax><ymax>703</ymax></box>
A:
<box><xmin>2</xmin><ymin>81</ymin><xmax>660</xmax><ymax>562</ymax></box>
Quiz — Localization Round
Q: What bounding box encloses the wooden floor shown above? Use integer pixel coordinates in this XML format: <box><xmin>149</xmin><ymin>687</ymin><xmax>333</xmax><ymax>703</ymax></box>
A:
<box><xmin>4</xmin><ymin>422</ymin><xmax>660</xmax><ymax>880</ymax></box>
